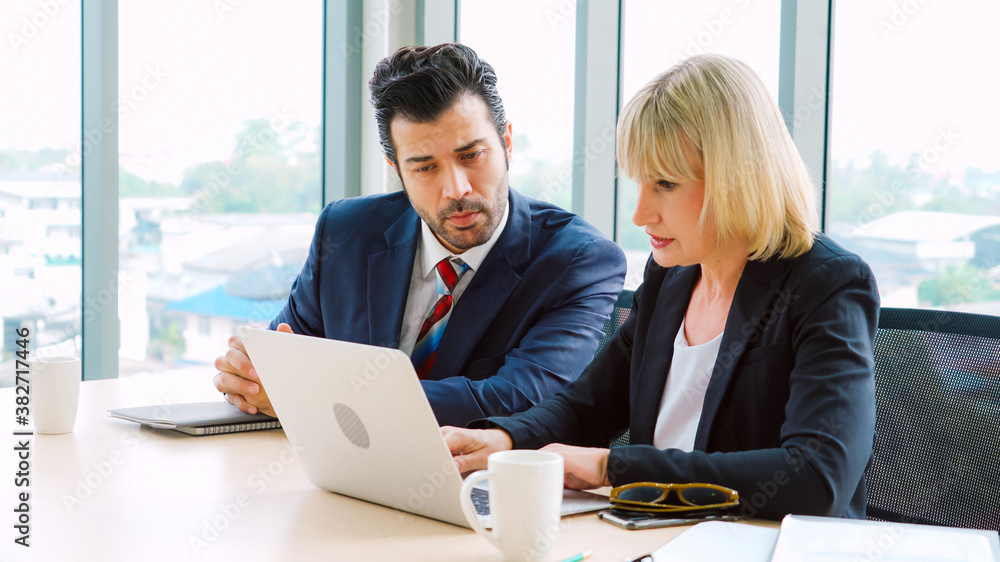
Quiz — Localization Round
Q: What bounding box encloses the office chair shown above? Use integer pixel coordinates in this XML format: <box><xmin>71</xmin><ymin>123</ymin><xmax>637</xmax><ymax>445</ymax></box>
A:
<box><xmin>866</xmin><ymin>307</ymin><xmax>1000</xmax><ymax>531</ymax></box>
<box><xmin>596</xmin><ymin>289</ymin><xmax>634</xmax><ymax>356</ymax></box>
<box><xmin>596</xmin><ymin>289</ymin><xmax>634</xmax><ymax>448</ymax></box>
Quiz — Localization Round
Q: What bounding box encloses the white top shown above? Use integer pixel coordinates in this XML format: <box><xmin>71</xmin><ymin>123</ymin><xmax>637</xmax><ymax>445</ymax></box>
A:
<box><xmin>398</xmin><ymin>199</ymin><xmax>509</xmax><ymax>356</ymax></box>
<box><xmin>652</xmin><ymin>318</ymin><xmax>723</xmax><ymax>452</ymax></box>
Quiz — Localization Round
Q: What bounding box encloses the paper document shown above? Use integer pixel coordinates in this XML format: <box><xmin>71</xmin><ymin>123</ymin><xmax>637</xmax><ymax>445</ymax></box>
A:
<box><xmin>651</xmin><ymin>521</ymin><xmax>779</xmax><ymax>562</ymax></box>
<box><xmin>770</xmin><ymin>515</ymin><xmax>1000</xmax><ymax>562</ymax></box>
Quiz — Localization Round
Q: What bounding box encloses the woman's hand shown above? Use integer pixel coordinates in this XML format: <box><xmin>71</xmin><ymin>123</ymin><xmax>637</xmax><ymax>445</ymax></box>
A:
<box><xmin>442</xmin><ymin>429</ymin><xmax>612</xmax><ymax>489</ymax></box>
<box><xmin>540</xmin><ymin>443</ymin><xmax>612</xmax><ymax>490</ymax></box>
<box><xmin>442</xmin><ymin>427</ymin><xmax>513</xmax><ymax>474</ymax></box>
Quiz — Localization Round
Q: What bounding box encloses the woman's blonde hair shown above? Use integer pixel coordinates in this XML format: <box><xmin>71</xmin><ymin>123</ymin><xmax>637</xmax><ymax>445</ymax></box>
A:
<box><xmin>616</xmin><ymin>54</ymin><xmax>819</xmax><ymax>261</ymax></box>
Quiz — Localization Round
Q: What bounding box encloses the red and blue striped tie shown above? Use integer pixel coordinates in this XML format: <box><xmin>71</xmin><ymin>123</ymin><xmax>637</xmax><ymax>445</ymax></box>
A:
<box><xmin>412</xmin><ymin>258</ymin><xmax>469</xmax><ymax>379</ymax></box>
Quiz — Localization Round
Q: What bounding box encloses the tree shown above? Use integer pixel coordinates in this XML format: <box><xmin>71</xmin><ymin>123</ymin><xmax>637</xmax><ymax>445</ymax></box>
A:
<box><xmin>0</xmin><ymin>148</ymin><xmax>73</xmax><ymax>174</ymax></box>
<box><xmin>119</xmin><ymin>168</ymin><xmax>183</xmax><ymax>197</ymax></box>
<box><xmin>178</xmin><ymin>118</ymin><xmax>320</xmax><ymax>214</ymax></box>
<box><xmin>826</xmin><ymin>150</ymin><xmax>918</xmax><ymax>230</ymax></box>
<box><xmin>917</xmin><ymin>264</ymin><xmax>1000</xmax><ymax>306</ymax></box>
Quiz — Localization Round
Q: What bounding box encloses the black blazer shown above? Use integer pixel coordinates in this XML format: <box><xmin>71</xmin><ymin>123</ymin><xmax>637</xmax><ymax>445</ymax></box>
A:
<box><xmin>483</xmin><ymin>234</ymin><xmax>879</xmax><ymax>520</ymax></box>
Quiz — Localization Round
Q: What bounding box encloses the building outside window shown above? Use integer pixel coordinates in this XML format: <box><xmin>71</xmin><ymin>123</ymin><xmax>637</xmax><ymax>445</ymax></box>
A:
<box><xmin>0</xmin><ymin>1</ymin><xmax>82</xmax><ymax>386</ymax></box>
<box><xmin>117</xmin><ymin>0</ymin><xmax>323</xmax><ymax>374</ymax></box>
<box><xmin>825</xmin><ymin>0</ymin><xmax>1000</xmax><ymax>313</ymax></box>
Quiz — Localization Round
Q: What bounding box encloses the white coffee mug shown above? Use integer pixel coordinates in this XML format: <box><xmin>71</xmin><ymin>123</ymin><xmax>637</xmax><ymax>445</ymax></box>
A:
<box><xmin>460</xmin><ymin>450</ymin><xmax>564</xmax><ymax>562</ymax></box>
<box><xmin>29</xmin><ymin>357</ymin><xmax>81</xmax><ymax>434</ymax></box>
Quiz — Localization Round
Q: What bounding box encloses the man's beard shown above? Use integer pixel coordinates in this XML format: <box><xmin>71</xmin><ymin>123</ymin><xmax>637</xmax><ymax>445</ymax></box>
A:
<box><xmin>407</xmin><ymin>168</ymin><xmax>509</xmax><ymax>251</ymax></box>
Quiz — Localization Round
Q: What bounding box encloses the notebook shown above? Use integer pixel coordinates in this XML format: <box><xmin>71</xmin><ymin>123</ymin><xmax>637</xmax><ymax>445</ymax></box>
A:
<box><xmin>108</xmin><ymin>401</ymin><xmax>281</xmax><ymax>436</ymax></box>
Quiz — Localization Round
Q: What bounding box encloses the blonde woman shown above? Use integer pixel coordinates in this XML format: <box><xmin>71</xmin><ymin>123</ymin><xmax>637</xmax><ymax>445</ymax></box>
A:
<box><xmin>444</xmin><ymin>54</ymin><xmax>879</xmax><ymax>520</ymax></box>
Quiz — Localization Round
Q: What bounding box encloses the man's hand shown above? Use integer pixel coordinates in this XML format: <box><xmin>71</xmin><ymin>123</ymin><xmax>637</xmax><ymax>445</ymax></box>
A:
<box><xmin>442</xmin><ymin>427</ymin><xmax>513</xmax><ymax>475</ymax></box>
<box><xmin>540</xmin><ymin>443</ymin><xmax>611</xmax><ymax>490</ymax></box>
<box><xmin>212</xmin><ymin>323</ymin><xmax>295</xmax><ymax>417</ymax></box>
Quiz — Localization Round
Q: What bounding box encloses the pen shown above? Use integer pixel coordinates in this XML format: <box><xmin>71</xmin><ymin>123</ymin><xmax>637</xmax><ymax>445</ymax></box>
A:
<box><xmin>557</xmin><ymin>551</ymin><xmax>592</xmax><ymax>562</ymax></box>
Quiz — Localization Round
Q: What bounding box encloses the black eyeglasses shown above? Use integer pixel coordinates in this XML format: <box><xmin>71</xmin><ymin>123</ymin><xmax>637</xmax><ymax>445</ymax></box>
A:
<box><xmin>609</xmin><ymin>482</ymin><xmax>740</xmax><ymax>513</ymax></box>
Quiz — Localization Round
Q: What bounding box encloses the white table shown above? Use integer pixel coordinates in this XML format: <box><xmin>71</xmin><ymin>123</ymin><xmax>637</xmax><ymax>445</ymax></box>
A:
<box><xmin>0</xmin><ymin>371</ymin><xmax>773</xmax><ymax>561</ymax></box>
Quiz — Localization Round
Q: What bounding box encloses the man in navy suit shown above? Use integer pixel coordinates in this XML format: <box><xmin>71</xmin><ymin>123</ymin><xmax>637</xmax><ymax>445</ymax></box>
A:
<box><xmin>213</xmin><ymin>43</ymin><xmax>626</xmax><ymax>427</ymax></box>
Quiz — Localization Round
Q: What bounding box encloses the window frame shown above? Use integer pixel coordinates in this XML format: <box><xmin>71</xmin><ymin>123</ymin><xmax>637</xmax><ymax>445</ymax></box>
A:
<box><xmin>81</xmin><ymin>0</ymin><xmax>119</xmax><ymax>381</ymax></box>
<box><xmin>80</xmin><ymin>0</ymin><xmax>833</xmax><ymax>380</ymax></box>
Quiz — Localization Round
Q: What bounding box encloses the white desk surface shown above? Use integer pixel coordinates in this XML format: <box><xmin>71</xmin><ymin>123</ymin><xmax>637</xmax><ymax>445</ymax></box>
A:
<box><xmin>0</xmin><ymin>371</ymin><xmax>775</xmax><ymax>561</ymax></box>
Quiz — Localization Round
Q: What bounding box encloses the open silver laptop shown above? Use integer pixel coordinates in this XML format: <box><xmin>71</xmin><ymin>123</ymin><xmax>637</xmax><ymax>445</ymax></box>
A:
<box><xmin>241</xmin><ymin>328</ymin><xmax>611</xmax><ymax>528</ymax></box>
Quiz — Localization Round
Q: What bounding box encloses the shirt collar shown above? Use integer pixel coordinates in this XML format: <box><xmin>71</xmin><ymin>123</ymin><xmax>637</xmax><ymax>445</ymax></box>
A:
<box><xmin>418</xmin><ymin>197</ymin><xmax>509</xmax><ymax>278</ymax></box>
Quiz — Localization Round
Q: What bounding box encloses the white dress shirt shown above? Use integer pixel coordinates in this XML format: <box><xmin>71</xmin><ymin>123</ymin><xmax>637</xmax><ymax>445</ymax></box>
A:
<box><xmin>398</xmin><ymin>200</ymin><xmax>510</xmax><ymax>356</ymax></box>
<box><xmin>652</xmin><ymin>318</ymin><xmax>723</xmax><ymax>452</ymax></box>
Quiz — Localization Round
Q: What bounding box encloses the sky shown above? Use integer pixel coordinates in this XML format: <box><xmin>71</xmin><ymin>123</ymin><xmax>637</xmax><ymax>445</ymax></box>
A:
<box><xmin>1</xmin><ymin>0</ymin><xmax>998</xmax><ymax>184</ymax></box>
<box><xmin>2</xmin><ymin>0</ymin><xmax>81</xmax><ymax>155</ymax></box>
<box><xmin>2</xmin><ymin>0</ymin><xmax>322</xmax><ymax>183</ymax></box>
<box><xmin>829</xmin><ymin>0</ymin><xmax>1000</xmax><ymax>174</ymax></box>
<box><xmin>459</xmin><ymin>0</ymin><xmax>578</xmax><ymax>164</ymax></box>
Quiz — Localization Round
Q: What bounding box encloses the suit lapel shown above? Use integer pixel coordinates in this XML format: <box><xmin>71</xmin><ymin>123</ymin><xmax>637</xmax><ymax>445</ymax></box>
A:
<box><xmin>367</xmin><ymin>209</ymin><xmax>419</xmax><ymax>348</ymax></box>
<box><xmin>630</xmin><ymin>266</ymin><xmax>699</xmax><ymax>445</ymax></box>
<box><xmin>429</xmin><ymin>190</ymin><xmax>527</xmax><ymax>380</ymax></box>
<box><xmin>692</xmin><ymin>258</ymin><xmax>788</xmax><ymax>451</ymax></box>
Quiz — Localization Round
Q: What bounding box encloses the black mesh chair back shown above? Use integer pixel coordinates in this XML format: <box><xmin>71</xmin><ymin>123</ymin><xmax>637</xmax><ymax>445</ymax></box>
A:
<box><xmin>596</xmin><ymin>289</ymin><xmax>634</xmax><ymax>356</ymax></box>
<box><xmin>596</xmin><ymin>289</ymin><xmax>634</xmax><ymax>447</ymax></box>
<box><xmin>867</xmin><ymin>307</ymin><xmax>1000</xmax><ymax>531</ymax></box>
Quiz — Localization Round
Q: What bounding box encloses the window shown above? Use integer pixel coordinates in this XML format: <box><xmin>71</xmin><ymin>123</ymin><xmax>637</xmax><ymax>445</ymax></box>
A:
<box><xmin>459</xmin><ymin>0</ymin><xmax>577</xmax><ymax>209</ymax></box>
<box><xmin>616</xmin><ymin>0</ymin><xmax>783</xmax><ymax>287</ymax></box>
<box><xmin>11</xmin><ymin>1</ymin><xmax>997</xmax><ymax>386</ymax></box>
<box><xmin>118</xmin><ymin>1</ymin><xmax>323</xmax><ymax>374</ymax></box>
<box><xmin>826</xmin><ymin>0</ymin><xmax>1000</xmax><ymax>313</ymax></box>
<box><xmin>0</xmin><ymin>1</ymin><xmax>82</xmax><ymax>379</ymax></box>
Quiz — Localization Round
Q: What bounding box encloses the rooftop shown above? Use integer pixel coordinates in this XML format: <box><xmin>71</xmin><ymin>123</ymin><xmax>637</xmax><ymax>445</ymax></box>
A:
<box><xmin>181</xmin><ymin>228</ymin><xmax>312</xmax><ymax>273</ymax></box>
<box><xmin>853</xmin><ymin>211</ymin><xmax>1000</xmax><ymax>243</ymax></box>
<box><xmin>0</xmin><ymin>180</ymin><xmax>80</xmax><ymax>200</ymax></box>
<box><xmin>164</xmin><ymin>285</ymin><xmax>285</xmax><ymax>322</ymax></box>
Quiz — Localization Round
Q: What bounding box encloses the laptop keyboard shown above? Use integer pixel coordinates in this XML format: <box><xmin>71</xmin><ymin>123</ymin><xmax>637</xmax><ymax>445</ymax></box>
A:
<box><xmin>471</xmin><ymin>487</ymin><xmax>490</xmax><ymax>516</ymax></box>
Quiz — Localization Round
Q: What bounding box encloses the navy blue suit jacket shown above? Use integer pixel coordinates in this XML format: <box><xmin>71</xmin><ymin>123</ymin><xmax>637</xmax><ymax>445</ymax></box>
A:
<box><xmin>481</xmin><ymin>235</ymin><xmax>879</xmax><ymax>520</ymax></box>
<box><xmin>270</xmin><ymin>188</ymin><xmax>626</xmax><ymax>427</ymax></box>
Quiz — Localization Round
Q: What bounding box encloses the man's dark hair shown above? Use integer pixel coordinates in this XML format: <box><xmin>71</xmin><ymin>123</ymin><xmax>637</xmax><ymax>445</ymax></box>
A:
<box><xmin>369</xmin><ymin>43</ymin><xmax>507</xmax><ymax>166</ymax></box>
